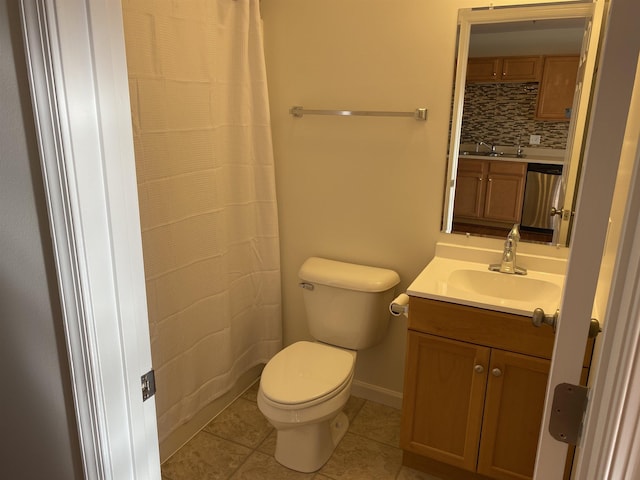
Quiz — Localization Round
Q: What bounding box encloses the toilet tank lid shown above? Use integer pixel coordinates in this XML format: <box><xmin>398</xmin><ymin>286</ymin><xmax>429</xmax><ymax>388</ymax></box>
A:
<box><xmin>299</xmin><ymin>257</ymin><xmax>400</xmax><ymax>293</ymax></box>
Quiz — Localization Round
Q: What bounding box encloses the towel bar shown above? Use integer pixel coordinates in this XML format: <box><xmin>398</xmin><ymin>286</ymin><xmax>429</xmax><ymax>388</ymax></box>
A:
<box><xmin>289</xmin><ymin>106</ymin><xmax>427</xmax><ymax>121</ymax></box>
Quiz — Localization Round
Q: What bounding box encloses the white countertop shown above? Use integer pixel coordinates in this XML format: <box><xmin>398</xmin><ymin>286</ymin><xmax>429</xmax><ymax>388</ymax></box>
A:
<box><xmin>407</xmin><ymin>243</ymin><xmax>567</xmax><ymax>317</ymax></box>
<box><xmin>457</xmin><ymin>144</ymin><xmax>565</xmax><ymax>166</ymax></box>
<box><xmin>458</xmin><ymin>153</ymin><xmax>564</xmax><ymax>165</ymax></box>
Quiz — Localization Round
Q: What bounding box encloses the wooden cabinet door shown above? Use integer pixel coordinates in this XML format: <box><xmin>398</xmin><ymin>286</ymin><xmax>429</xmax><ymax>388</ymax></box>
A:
<box><xmin>467</xmin><ymin>56</ymin><xmax>542</xmax><ymax>83</ymax></box>
<box><xmin>477</xmin><ymin>350</ymin><xmax>551</xmax><ymax>480</ymax></box>
<box><xmin>536</xmin><ymin>56</ymin><xmax>580</xmax><ymax>121</ymax></box>
<box><xmin>501</xmin><ymin>56</ymin><xmax>543</xmax><ymax>82</ymax></box>
<box><xmin>483</xmin><ymin>161</ymin><xmax>526</xmax><ymax>223</ymax></box>
<box><xmin>400</xmin><ymin>331</ymin><xmax>490</xmax><ymax>472</ymax></box>
<box><xmin>467</xmin><ymin>57</ymin><xmax>501</xmax><ymax>82</ymax></box>
<box><xmin>453</xmin><ymin>159</ymin><xmax>487</xmax><ymax>219</ymax></box>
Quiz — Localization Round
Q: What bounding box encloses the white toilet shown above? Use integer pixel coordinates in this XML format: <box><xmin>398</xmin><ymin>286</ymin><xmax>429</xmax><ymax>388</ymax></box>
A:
<box><xmin>257</xmin><ymin>256</ymin><xmax>400</xmax><ymax>472</ymax></box>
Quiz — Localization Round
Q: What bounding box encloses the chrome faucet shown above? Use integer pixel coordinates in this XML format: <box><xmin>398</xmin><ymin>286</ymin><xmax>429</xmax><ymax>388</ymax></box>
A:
<box><xmin>477</xmin><ymin>141</ymin><xmax>498</xmax><ymax>156</ymax></box>
<box><xmin>489</xmin><ymin>224</ymin><xmax>527</xmax><ymax>275</ymax></box>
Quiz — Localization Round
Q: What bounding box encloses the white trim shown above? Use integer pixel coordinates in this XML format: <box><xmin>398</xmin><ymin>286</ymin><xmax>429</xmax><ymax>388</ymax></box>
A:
<box><xmin>19</xmin><ymin>1</ymin><xmax>160</xmax><ymax>478</ymax></box>
<box><xmin>351</xmin><ymin>380</ymin><xmax>403</xmax><ymax>410</ymax></box>
<box><xmin>20</xmin><ymin>2</ymin><xmax>108</xmax><ymax>477</ymax></box>
<box><xmin>536</xmin><ymin>0</ymin><xmax>640</xmax><ymax>477</ymax></box>
<box><xmin>573</xmin><ymin>51</ymin><xmax>640</xmax><ymax>480</ymax></box>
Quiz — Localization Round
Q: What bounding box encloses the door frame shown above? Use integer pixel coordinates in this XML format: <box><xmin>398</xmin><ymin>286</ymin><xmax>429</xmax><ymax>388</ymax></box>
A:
<box><xmin>535</xmin><ymin>0</ymin><xmax>640</xmax><ymax>477</ymax></box>
<box><xmin>19</xmin><ymin>1</ymin><xmax>160</xmax><ymax>478</ymax></box>
<box><xmin>575</xmin><ymin>70</ymin><xmax>640</xmax><ymax>477</ymax></box>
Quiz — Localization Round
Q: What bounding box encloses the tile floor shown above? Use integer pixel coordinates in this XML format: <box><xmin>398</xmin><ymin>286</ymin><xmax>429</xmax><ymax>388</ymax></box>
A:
<box><xmin>161</xmin><ymin>381</ymin><xmax>442</xmax><ymax>480</ymax></box>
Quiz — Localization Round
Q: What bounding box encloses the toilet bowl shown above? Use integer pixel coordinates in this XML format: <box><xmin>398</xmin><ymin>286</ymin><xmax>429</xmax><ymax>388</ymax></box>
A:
<box><xmin>257</xmin><ymin>341</ymin><xmax>356</xmax><ymax>473</ymax></box>
<box><xmin>257</xmin><ymin>257</ymin><xmax>400</xmax><ymax>472</ymax></box>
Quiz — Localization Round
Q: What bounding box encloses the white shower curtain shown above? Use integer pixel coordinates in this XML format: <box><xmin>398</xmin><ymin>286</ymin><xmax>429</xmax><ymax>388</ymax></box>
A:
<box><xmin>123</xmin><ymin>0</ymin><xmax>282</xmax><ymax>444</ymax></box>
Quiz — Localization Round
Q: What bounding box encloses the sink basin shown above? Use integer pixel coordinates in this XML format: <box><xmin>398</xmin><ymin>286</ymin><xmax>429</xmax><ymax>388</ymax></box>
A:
<box><xmin>406</xmin><ymin>246</ymin><xmax>567</xmax><ymax>316</ymax></box>
<box><xmin>447</xmin><ymin>269</ymin><xmax>561</xmax><ymax>303</ymax></box>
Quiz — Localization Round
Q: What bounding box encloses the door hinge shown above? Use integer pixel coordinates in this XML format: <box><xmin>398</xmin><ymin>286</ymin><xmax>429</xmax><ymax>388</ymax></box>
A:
<box><xmin>141</xmin><ymin>369</ymin><xmax>156</xmax><ymax>401</ymax></box>
<box><xmin>549</xmin><ymin>383</ymin><xmax>589</xmax><ymax>445</ymax></box>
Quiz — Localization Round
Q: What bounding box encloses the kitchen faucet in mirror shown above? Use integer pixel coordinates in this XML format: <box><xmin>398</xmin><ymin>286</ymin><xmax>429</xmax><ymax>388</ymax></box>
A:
<box><xmin>442</xmin><ymin>4</ymin><xmax>603</xmax><ymax>246</ymax></box>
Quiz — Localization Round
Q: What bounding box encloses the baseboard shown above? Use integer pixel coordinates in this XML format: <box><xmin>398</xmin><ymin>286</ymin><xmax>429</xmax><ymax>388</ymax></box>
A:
<box><xmin>159</xmin><ymin>364</ymin><xmax>264</xmax><ymax>462</ymax></box>
<box><xmin>351</xmin><ymin>379</ymin><xmax>403</xmax><ymax>410</ymax></box>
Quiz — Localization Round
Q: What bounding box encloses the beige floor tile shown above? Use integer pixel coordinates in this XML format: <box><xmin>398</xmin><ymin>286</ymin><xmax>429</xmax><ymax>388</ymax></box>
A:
<box><xmin>349</xmin><ymin>401</ymin><xmax>402</xmax><ymax>447</ymax></box>
<box><xmin>257</xmin><ymin>429</ymin><xmax>277</xmax><ymax>456</ymax></box>
<box><xmin>230</xmin><ymin>451</ymin><xmax>315</xmax><ymax>480</ymax></box>
<box><xmin>204</xmin><ymin>397</ymin><xmax>273</xmax><ymax>448</ymax></box>
<box><xmin>396</xmin><ymin>465</ymin><xmax>444</xmax><ymax>480</ymax></box>
<box><xmin>164</xmin><ymin>394</ymin><xmax>410</xmax><ymax>480</ymax></box>
<box><xmin>162</xmin><ymin>431</ymin><xmax>252</xmax><ymax>480</ymax></box>
<box><xmin>342</xmin><ymin>395</ymin><xmax>367</xmax><ymax>422</ymax></box>
<box><xmin>241</xmin><ymin>381</ymin><xmax>259</xmax><ymax>403</ymax></box>
<box><xmin>318</xmin><ymin>432</ymin><xmax>403</xmax><ymax>480</ymax></box>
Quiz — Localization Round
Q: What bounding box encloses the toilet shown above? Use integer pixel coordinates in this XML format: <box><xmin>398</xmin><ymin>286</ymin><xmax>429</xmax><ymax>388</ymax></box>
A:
<box><xmin>257</xmin><ymin>257</ymin><xmax>400</xmax><ymax>472</ymax></box>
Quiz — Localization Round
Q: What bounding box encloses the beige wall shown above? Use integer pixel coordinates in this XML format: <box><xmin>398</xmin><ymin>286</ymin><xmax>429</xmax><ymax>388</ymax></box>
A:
<box><xmin>261</xmin><ymin>0</ymin><xmax>579</xmax><ymax>396</ymax></box>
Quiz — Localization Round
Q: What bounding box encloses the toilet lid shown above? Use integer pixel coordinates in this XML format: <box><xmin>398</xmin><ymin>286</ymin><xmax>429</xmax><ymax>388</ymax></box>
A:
<box><xmin>261</xmin><ymin>341</ymin><xmax>355</xmax><ymax>405</ymax></box>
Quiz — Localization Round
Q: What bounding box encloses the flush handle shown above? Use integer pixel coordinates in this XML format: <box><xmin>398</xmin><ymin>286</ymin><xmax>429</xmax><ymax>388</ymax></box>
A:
<box><xmin>299</xmin><ymin>282</ymin><xmax>314</xmax><ymax>290</ymax></box>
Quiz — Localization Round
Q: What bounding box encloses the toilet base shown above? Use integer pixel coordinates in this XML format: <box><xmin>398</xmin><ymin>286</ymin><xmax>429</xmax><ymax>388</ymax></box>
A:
<box><xmin>274</xmin><ymin>411</ymin><xmax>349</xmax><ymax>473</ymax></box>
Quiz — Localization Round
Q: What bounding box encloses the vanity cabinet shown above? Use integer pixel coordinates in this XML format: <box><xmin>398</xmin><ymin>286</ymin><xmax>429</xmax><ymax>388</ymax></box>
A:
<box><xmin>400</xmin><ymin>297</ymin><xmax>586</xmax><ymax>480</ymax></box>
<box><xmin>453</xmin><ymin>158</ymin><xmax>526</xmax><ymax>225</ymax></box>
<box><xmin>536</xmin><ymin>56</ymin><xmax>580</xmax><ymax>121</ymax></box>
<box><xmin>467</xmin><ymin>56</ymin><xmax>543</xmax><ymax>83</ymax></box>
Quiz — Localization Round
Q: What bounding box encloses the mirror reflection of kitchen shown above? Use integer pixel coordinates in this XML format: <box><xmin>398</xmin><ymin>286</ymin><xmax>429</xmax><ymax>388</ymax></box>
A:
<box><xmin>442</xmin><ymin>6</ymin><xmax>599</xmax><ymax>246</ymax></box>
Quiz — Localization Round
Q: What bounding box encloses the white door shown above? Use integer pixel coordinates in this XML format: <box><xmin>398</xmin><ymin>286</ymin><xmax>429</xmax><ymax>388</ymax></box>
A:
<box><xmin>20</xmin><ymin>1</ymin><xmax>160</xmax><ymax>479</ymax></box>
<box><xmin>535</xmin><ymin>0</ymin><xmax>640</xmax><ymax>477</ymax></box>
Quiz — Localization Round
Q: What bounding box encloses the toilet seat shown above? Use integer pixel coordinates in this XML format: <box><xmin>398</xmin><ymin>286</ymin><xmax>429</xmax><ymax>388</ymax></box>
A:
<box><xmin>261</xmin><ymin>341</ymin><xmax>355</xmax><ymax>406</ymax></box>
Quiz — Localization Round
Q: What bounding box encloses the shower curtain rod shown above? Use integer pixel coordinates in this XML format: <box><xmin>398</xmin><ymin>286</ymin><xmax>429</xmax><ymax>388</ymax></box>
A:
<box><xmin>289</xmin><ymin>106</ymin><xmax>428</xmax><ymax>121</ymax></box>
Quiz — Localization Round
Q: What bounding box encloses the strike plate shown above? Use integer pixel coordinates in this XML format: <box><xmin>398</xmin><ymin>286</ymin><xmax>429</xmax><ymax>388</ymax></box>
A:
<box><xmin>549</xmin><ymin>383</ymin><xmax>589</xmax><ymax>445</ymax></box>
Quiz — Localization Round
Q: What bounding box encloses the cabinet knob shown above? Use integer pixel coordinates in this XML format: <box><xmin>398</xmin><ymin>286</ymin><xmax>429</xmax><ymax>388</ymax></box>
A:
<box><xmin>474</xmin><ymin>364</ymin><xmax>484</xmax><ymax>374</ymax></box>
<box><xmin>478</xmin><ymin>177</ymin><xmax>483</xmax><ymax>181</ymax></box>
<box><xmin>491</xmin><ymin>368</ymin><xmax>503</xmax><ymax>377</ymax></box>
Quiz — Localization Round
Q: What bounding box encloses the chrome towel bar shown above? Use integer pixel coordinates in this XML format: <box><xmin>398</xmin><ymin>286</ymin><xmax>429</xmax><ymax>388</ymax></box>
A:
<box><xmin>289</xmin><ymin>106</ymin><xmax>427</xmax><ymax>121</ymax></box>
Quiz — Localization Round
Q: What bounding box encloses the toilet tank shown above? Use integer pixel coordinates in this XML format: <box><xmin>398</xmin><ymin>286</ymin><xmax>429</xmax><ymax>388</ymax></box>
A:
<box><xmin>298</xmin><ymin>257</ymin><xmax>400</xmax><ymax>350</ymax></box>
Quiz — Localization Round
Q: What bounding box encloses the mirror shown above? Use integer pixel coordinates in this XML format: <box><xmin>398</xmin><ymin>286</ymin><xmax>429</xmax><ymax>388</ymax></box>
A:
<box><xmin>442</xmin><ymin>4</ymin><xmax>601</xmax><ymax>246</ymax></box>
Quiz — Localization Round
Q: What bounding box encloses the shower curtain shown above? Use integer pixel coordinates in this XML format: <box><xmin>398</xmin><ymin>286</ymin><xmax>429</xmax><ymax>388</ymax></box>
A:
<box><xmin>122</xmin><ymin>0</ymin><xmax>282</xmax><ymax>444</ymax></box>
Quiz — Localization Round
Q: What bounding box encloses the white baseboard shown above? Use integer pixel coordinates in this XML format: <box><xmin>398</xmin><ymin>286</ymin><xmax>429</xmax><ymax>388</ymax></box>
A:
<box><xmin>351</xmin><ymin>380</ymin><xmax>403</xmax><ymax>410</ymax></box>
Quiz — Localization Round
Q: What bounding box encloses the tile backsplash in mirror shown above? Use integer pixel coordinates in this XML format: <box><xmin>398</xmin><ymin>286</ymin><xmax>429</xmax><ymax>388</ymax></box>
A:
<box><xmin>460</xmin><ymin>82</ymin><xmax>569</xmax><ymax>149</ymax></box>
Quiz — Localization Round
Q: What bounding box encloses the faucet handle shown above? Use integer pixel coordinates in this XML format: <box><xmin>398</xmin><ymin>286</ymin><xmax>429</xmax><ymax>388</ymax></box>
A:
<box><xmin>508</xmin><ymin>224</ymin><xmax>521</xmax><ymax>243</ymax></box>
